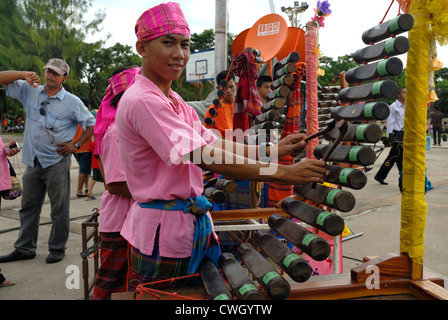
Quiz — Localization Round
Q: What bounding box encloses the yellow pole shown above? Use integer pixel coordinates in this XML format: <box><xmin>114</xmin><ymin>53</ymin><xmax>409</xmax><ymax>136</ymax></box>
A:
<box><xmin>400</xmin><ymin>0</ymin><xmax>430</xmax><ymax>276</ymax></box>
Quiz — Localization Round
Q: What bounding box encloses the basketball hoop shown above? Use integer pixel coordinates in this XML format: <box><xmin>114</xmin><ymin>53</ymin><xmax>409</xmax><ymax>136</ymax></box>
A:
<box><xmin>189</xmin><ymin>73</ymin><xmax>205</xmax><ymax>87</ymax></box>
<box><xmin>185</xmin><ymin>49</ymin><xmax>215</xmax><ymax>83</ymax></box>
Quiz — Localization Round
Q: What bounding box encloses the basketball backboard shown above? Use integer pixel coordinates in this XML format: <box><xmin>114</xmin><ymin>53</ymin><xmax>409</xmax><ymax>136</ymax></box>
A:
<box><xmin>186</xmin><ymin>49</ymin><xmax>215</xmax><ymax>83</ymax></box>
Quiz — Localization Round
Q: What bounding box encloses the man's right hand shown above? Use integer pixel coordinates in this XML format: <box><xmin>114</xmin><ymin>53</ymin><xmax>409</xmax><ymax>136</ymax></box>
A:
<box><xmin>24</xmin><ymin>72</ymin><xmax>41</xmax><ymax>88</ymax></box>
<box><xmin>281</xmin><ymin>159</ymin><xmax>328</xmax><ymax>185</ymax></box>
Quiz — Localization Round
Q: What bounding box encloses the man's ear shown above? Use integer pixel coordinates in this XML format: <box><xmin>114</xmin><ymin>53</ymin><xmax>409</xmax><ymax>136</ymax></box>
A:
<box><xmin>136</xmin><ymin>40</ymin><xmax>147</xmax><ymax>56</ymax></box>
<box><xmin>63</xmin><ymin>75</ymin><xmax>68</xmax><ymax>83</ymax></box>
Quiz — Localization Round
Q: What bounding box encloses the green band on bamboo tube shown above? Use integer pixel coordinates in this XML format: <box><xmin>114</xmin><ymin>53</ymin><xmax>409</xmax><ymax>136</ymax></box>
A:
<box><xmin>339</xmin><ymin>168</ymin><xmax>353</xmax><ymax>184</ymax></box>
<box><xmin>262</xmin><ymin>271</ymin><xmax>281</xmax><ymax>285</ymax></box>
<box><xmin>385</xmin><ymin>38</ymin><xmax>395</xmax><ymax>54</ymax></box>
<box><xmin>356</xmin><ymin>124</ymin><xmax>369</xmax><ymax>140</ymax></box>
<box><xmin>283</xmin><ymin>253</ymin><xmax>301</xmax><ymax>268</ymax></box>
<box><xmin>349</xmin><ymin>146</ymin><xmax>363</xmax><ymax>161</ymax></box>
<box><xmin>316</xmin><ymin>211</ymin><xmax>333</xmax><ymax>226</ymax></box>
<box><xmin>326</xmin><ymin>189</ymin><xmax>341</xmax><ymax>205</ymax></box>
<box><xmin>363</xmin><ymin>102</ymin><xmax>375</xmax><ymax>118</ymax></box>
<box><xmin>280</xmin><ymin>76</ymin><xmax>286</xmax><ymax>85</ymax></box>
<box><xmin>376</xmin><ymin>60</ymin><xmax>389</xmax><ymax>77</ymax></box>
<box><xmin>371</xmin><ymin>81</ymin><xmax>383</xmax><ymax>96</ymax></box>
<box><xmin>239</xmin><ymin>283</ymin><xmax>258</xmax><ymax>296</ymax></box>
<box><xmin>388</xmin><ymin>16</ymin><xmax>400</xmax><ymax>33</ymax></box>
<box><xmin>302</xmin><ymin>233</ymin><xmax>319</xmax><ymax>246</ymax></box>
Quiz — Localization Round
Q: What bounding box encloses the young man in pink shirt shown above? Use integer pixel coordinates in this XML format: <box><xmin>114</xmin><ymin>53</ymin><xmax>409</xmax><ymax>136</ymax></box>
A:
<box><xmin>115</xmin><ymin>2</ymin><xmax>327</xmax><ymax>290</ymax></box>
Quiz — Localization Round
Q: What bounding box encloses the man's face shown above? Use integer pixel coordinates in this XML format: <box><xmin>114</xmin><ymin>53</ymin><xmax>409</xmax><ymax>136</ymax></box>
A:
<box><xmin>44</xmin><ymin>68</ymin><xmax>67</xmax><ymax>89</ymax></box>
<box><xmin>220</xmin><ymin>79</ymin><xmax>237</xmax><ymax>104</ymax></box>
<box><xmin>258</xmin><ymin>82</ymin><xmax>272</xmax><ymax>101</ymax></box>
<box><xmin>140</xmin><ymin>34</ymin><xmax>190</xmax><ymax>86</ymax></box>
<box><xmin>398</xmin><ymin>89</ymin><xmax>406</xmax><ymax>103</ymax></box>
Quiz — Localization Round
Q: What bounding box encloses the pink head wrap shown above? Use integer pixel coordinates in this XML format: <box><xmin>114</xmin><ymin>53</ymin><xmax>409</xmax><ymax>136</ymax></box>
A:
<box><xmin>93</xmin><ymin>67</ymin><xmax>141</xmax><ymax>155</ymax></box>
<box><xmin>109</xmin><ymin>68</ymin><xmax>140</xmax><ymax>97</ymax></box>
<box><xmin>135</xmin><ymin>2</ymin><xmax>190</xmax><ymax>42</ymax></box>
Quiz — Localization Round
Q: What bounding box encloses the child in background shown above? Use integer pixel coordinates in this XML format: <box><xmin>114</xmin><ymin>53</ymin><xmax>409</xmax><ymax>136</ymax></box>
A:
<box><xmin>73</xmin><ymin>97</ymin><xmax>93</xmax><ymax>197</ymax></box>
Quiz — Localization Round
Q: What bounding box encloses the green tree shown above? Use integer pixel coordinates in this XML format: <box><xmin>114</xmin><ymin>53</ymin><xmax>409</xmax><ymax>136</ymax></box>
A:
<box><xmin>78</xmin><ymin>43</ymin><xmax>141</xmax><ymax>107</ymax></box>
<box><xmin>21</xmin><ymin>0</ymin><xmax>106</xmax><ymax>86</ymax></box>
<box><xmin>0</xmin><ymin>0</ymin><xmax>36</xmax><ymax>71</ymax></box>
<box><xmin>0</xmin><ymin>0</ymin><xmax>32</xmax><ymax>119</ymax></box>
<box><xmin>318</xmin><ymin>54</ymin><xmax>358</xmax><ymax>87</ymax></box>
<box><xmin>434</xmin><ymin>67</ymin><xmax>448</xmax><ymax>116</ymax></box>
<box><xmin>0</xmin><ymin>0</ymin><xmax>106</xmax><ymax>118</ymax></box>
<box><xmin>190</xmin><ymin>29</ymin><xmax>215</xmax><ymax>52</ymax></box>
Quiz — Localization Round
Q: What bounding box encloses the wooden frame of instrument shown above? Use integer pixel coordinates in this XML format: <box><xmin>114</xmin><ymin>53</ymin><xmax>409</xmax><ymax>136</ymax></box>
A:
<box><xmin>81</xmin><ymin>210</ymin><xmax>100</xmax><ymax>300</ymax></box>
<box><xmin>112</xmin><ymin>219</ymin><xmax>447</xmax><ymax>300</ymax></box>
<box><xmin>112</xmin><ymin>206</ymin><xmax>448</xmax><ymax>301</ymax></box>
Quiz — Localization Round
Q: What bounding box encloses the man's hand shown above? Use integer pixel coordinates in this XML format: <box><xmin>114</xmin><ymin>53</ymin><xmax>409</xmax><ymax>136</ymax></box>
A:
<box><xmin>281</xmin><ymin>159</ymin><xmax>328</xmax><ymax>185</ymax></box>
<box><xmin>55</xmin><ymin>142</ymin><xmax>77</xmax><ymax>156</ymax></box>
<box><xmin>24</xmin><ymin>71</ymin><xmax>41</xmax><ymax>88</ymax></box>
<box><xmin>275</xmin><ymin>133</ymin><xmax>307</xmax><ymax>159</ymax></box>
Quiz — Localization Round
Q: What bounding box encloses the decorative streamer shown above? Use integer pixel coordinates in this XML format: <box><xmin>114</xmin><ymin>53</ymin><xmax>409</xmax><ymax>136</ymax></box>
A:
<box><xmin>400</xmin><ymin>0</ymin><xmax>430</xmax><ymax>269</ymax></box>
<box><xmin>427</xmin><ymin>38</ymin><xmax>441</xmax><ymax>103</ymax></box>
<box><xmin>305</xmin><ymin>21</ymin><xmax>319</xmax><ymax>160</ymax></box>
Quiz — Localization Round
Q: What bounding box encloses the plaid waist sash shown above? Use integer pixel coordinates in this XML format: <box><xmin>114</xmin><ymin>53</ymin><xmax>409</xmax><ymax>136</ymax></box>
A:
<box><xmin>138</xmin><ymin>196</ymin><xmax>220</xmax><ymax>274</ymax></box>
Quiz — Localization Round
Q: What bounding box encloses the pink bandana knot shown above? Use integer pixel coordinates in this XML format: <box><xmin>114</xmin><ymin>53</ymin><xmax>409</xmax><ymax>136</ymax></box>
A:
<box><xmin>110</xmin><ymin>67</ymin><xmax>140</xmax><ymax>96</ymax></box>
<box><xmin>93</xmin><ymin>67</ymin><xmax>141</xmax><ymax>155</ymax></box>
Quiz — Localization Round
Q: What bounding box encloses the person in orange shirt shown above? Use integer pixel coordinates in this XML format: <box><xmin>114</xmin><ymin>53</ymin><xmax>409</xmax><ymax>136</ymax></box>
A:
<box><xmin>72</xmin><ymin>97</ymin><xmax>93</xmax><ymax>197</ymax></box>
<box><xmin>203</xmin><ymin>70</ymin><xmax>237</xmax><ymax>139</ymax></box>
<box><xmin>85</xmin><ymin>140</ymin><xmax>105</xmax><ymax>200</ymax></box>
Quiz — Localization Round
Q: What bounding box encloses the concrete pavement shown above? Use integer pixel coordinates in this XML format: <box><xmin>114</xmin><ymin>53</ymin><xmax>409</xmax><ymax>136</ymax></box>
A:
<box><xmin>0</xmin><ymin>134</ymin><xmax>447</xmax><ymax>300</ymax></box>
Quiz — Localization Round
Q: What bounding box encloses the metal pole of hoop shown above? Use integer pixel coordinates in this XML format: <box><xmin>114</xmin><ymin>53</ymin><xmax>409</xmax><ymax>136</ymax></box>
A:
<box><xmin>191</xmin><ymin>73</ymin><xmax>205</xmax><ymax>100</ymax></box>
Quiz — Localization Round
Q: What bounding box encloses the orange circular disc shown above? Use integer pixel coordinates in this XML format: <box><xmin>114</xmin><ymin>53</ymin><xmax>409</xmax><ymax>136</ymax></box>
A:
<box><xmin>231</xmin><ymin>28</ymin><xmax>250</xmax><ymax>56</ymax></box>
<box><xmin>244</xmin><ymin>14</ymin><xmax>288</xmax><ymax>63</ymax></box>
<box><xmin>276</xmin><ymin>27</ymin><xmax>306</xmax><ymax>63</ymax></box>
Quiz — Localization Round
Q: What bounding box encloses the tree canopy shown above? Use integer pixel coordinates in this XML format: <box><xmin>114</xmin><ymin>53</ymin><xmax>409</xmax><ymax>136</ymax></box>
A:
<box><xmin>0</xmin><ymin>0</ymin><xmax>107</xmax><ymax>115</ymax></box>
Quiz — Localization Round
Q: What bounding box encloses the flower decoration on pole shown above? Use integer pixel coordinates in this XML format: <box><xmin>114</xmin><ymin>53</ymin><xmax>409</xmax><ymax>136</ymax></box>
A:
<box><xmin>312</xmin><ymin>0</ymin><xmax>332</xmax><ymax>27</ymax></box>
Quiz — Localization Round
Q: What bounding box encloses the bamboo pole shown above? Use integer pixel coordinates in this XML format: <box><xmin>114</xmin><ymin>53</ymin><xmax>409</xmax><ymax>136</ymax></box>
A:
<box><xmin>400</xmin><ymin>0</ymin><xmax>430</xmax><ymax>278</ymax></box>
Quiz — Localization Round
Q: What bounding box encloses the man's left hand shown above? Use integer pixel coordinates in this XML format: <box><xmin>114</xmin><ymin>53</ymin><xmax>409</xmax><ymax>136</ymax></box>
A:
<box><xmin>56</xmin><ymin>142</ymin><xmax>77</xmax><ymax>156</ymax></box>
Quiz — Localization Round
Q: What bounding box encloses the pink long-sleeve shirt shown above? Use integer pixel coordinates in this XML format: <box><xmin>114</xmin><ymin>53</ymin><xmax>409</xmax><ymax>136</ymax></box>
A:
<box><xmin>116</xmin><ymin>74</ymin><xmax>217</xmax><ymax>258</ymax></box>
<box><xmin>98</xmin><ymin>123</ymin><xmax>134</xmax><ymax>233</ymax></box>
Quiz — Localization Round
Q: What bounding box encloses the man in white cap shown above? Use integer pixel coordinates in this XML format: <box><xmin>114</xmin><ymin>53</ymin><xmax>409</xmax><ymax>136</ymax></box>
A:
<box><xmin>0</xmin><ymin>58</ymin><xmax>95</xmax><ymax>263</ymax></box>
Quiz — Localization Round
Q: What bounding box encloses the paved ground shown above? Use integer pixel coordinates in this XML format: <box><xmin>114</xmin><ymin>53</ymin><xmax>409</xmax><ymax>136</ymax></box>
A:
<box><xmin>0</xmin><ymin>133</ymin><xmax>447</xmax><ymax>300</ymax></box>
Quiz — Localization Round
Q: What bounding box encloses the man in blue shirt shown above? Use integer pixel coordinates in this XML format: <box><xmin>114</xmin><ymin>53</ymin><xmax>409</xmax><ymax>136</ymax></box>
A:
<box><xmin>0</xmin><ymin>58</ymin><xmax>95</xmax><ymax>263</ymax></box>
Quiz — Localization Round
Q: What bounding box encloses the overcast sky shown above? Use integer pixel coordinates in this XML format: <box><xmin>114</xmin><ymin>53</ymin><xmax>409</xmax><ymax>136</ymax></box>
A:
<box><xmin>85</xmin><ymin>0</ymin><xmax>448</xmax><ymax>67</ymax></box>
